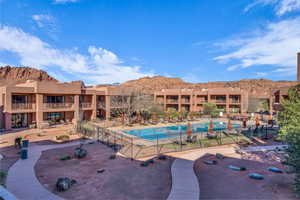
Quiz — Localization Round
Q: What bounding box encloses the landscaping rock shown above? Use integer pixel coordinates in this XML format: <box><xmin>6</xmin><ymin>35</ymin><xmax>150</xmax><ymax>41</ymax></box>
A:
<box><xmin>203</xmin><ymin>160</ymin><xmax>217</xmax><ymax>165</ymax></box>
<box><xmin>97</xmin><ymin>169</ymin><xmax>105</xmax><ymax>173</ymax></box>
<box><xmin>248</xmin><ymin>173</ymin><xmax>264</xmax><ymax>180</ymax></box>
<box><xmin>158</xmin><ymin>155</ymin><xmax>167</xmax><ymax>160</ymax></box>
<box><xmin>267</xmin><ymin>167</ymin><xmax>283</xmax><ymax>173</ymax></box>
<box><xmin>74</xmin><ymin>147</ymin><xmax>87</xmax><ymax>159</ymax></box>
<box><xmin>60</xmin><ymin>155</ymin><xmax>71</xmax><ymax>161</ymax></box>
<box><xmin>228</xmin><ymin>165</ymin><xmax>246</xmax><ymax>171</ymax></box>
<box><xmin>56</xmin><ymin>177</ymin><xmax>76</xmax><ymax>192</ymax></box>
<box><xmin>216</xmin><ymin>153</ymin><xmax>225</xmax><ymax>159</ymax></box>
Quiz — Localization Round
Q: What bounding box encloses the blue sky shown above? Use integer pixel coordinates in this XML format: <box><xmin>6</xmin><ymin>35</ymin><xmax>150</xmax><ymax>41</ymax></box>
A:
<box><xmin>0</xmin><ymin>0</ymin><xmax>300</xmax><ymax>85</ymax></box>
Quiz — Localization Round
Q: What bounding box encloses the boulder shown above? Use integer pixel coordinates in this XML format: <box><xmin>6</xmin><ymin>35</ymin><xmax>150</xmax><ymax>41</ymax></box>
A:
<box><xmin>267</xmin><ymin>167</ymin><xmax>283</xmax><ymax>173</ymax></box>
<box><xmin>216</xmin><ymin>153</ymin><xmax>225</xmax><ymax>159</ymax></box>
<box><xmin>249</xmin><ymin>173</ymin><xmax>264</xmax><ymax>180</ymax></box>
<box><xmin>158</xmin><ymin>155</ymin><xmax>167</xmax><ymax>160</ymax></box>
<box><xmin>97</xmin><ymin>169</ymin><xmax>105</xmax><ymax>173</ymax></box>
<box><xmin>228</xmin><ymin>165</ymin><xmax>246</xmax><ymax>171</ymax></box>
<box><xmin>56</xmin><ymin>178</ymin><xmax>76</xmax><ymax>192</ymax></box>
<box><xmin>203</xmin><ymin>160</ymin><xmax>217</xmax><ymax>165</ymax></box>
<box><xmin>74</xmin><ymin>147</ymin><xmax>87</xmax><ymax>159</ymax></box>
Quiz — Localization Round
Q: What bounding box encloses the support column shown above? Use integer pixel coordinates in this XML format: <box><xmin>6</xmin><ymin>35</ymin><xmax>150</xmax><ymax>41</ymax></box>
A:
<box><xmin>74</xmin><ymin>95</ymin><xmax>80</xmax><ymax>123</ymax></box>
<box><xmin>105</xmin><ymin>95</ymin><xmax>110</xmax><ymax>120</ymax></box>
<box><xmin>178</xmin><ymin>95</ymin><xmax>181</xmax><ymax>112</ymax></box>
<box><xmin>91</xmin><ymin>94</ymin><xmax>97</xmax><ymax>120</ymax></box>
<box><xmin>36</xmin><ymin>94</ymin><xmax>43</xmax><ymax>129</ymax></box>
<box><xmin>226</xmin><ymin>94</ymin><xmax>230</xmax><ymax>114</ymax></box>
<box><xmin>4</xmin><ymin>113</ymin><xmax>11</xmax><ymax>130</ymax></box>
<box><xmin>164</xmin><ymin>94</ymin><xmax>167</xmax><ymax>111</ymax></box>
<box><xmin>269</xmin><ymin>96</ymin><xmax>273</xmax><ymax>115</ymax></box>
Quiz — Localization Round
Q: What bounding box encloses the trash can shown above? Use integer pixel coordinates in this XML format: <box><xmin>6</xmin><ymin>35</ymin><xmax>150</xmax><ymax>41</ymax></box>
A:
<box><xmin>20</xmin><ymin>149</ymin><xmax>28</xmax><ymax>160</ymax></box>
<box><xmin>22</xmin><ymin>140</ymin><xmax>29</xmax><ymax>148</ymax></box>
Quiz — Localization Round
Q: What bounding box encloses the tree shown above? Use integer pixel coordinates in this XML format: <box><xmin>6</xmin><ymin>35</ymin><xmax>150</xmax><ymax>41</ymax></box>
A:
<box><xmin>248</xmin><ymin>97</ymin><xmax>269</xmax><ymax>113</ymax></box>
<box><xmin>278</xmin><ymin>84</ymin><xmax>300</xmax><ymax>197</ymax></box>
<box><xmin>203</xmin><ymin>102</ymin><xmax>219</xmax><ymax>117</ymax></box>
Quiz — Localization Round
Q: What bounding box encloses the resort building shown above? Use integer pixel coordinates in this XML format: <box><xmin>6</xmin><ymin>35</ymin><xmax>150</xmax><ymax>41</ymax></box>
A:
<box><xmin>154</xmin><ymin>88</ymin><xmax>248</xmax><ymax>114</ymax></box>
<box><xmin>0</xmin><ymin>80</ymin><xmax>109</xmax><ymax>130</ymax></box>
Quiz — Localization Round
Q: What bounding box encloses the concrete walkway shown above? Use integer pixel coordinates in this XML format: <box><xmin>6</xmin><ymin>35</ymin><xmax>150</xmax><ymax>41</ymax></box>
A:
<box><xmin>6</xmin><ymin>141</ymin><xmax>81</xmax><ymax>200</ymax></box>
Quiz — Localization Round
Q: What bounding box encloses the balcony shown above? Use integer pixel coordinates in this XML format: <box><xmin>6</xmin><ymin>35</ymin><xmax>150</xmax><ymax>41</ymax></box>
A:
<box><xmin>12</xmin><ymin>103</ymin><xmax>35</xmax><ymax>110</ymax></box>
<box><xmin>211</xmin><ymin>100</ymin><xmax>226</xmax><ymax>104</ymax></box>
<box><xmin>44</xmin><ymin>103</ymin><xmax>73</xmax><ymax>109</ymax></box>
<box><xmin>229</xmin><ymin>99</ymin><xmax>241</xmax><ymax>104</ymax></box>
<box><xmin>80</xmin><ymin>102</ymin><xmax>92</xmax><ymax>109</ymax></box>
<box><xmin>181</xmin><ymin>99</ymin><xmax>190</xmax><ymax>104</ymax></box>
<box><xmin>166</xmin><ymin>99</ymin><xmax>178</xmax><ymax>104</ymax></box>
<box><xmin>97</xmin><ymin>102</ymin><xmax>106</xmax><ymax>109</ymax></box>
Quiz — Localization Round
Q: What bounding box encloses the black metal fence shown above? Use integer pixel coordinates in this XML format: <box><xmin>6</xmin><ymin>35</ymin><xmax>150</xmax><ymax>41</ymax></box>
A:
<box><xmin>77</xmin><ymin>122</ymin><xmax>257</xmax><ymax>159</ymax></box>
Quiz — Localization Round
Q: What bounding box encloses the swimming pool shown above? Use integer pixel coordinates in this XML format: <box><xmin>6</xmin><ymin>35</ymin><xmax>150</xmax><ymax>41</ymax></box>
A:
<box><xmin>123</xmin><ymin>122</ymin><xmax>241</xmax><ymax>141</ymax></box>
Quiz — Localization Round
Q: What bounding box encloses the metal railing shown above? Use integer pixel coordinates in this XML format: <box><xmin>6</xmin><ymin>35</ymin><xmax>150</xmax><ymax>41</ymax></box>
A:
<box><xmin>77</xmin><ymin>121</ymin><xmax>254</xmax><ymax>159</ymax></box>
<box><xmin>166</xmin><ymin>99</ymin><xmax>178</xmax><ymax>103</ymax></box>
<box><xmin>12</xmin><ymin>103</ymin><xmax>35</xmax><ymax>110</ymax></box>
<box><xmin>80</xmin><ymin>102</ymin><xmax>92</xmax><ymax>108</ymax></box>
<box><xmin>44</xmin><ymin>103</ymin><xmax>73</xmax><ymax>109</ymax></box>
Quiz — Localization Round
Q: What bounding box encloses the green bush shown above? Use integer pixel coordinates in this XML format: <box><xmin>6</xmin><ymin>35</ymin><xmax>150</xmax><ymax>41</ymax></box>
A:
<box><xmin>59</xmin><ymin>155</ymin><xmax>71</xmax><ymax>161</ymax></box>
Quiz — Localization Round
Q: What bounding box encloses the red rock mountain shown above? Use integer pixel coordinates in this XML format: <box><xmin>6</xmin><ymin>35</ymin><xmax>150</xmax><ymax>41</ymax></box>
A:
<box><xmin>0</xmin><ymin>66</ymin><xmax>57</xmax><ymax>86</ymax></box>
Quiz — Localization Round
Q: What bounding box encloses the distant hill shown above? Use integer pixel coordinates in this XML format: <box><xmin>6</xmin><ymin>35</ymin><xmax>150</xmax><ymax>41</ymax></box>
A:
<box><xmin>121</xmin><ymin>76</ymin><xmax>298</xmax><ymax>98</ymax></box>
<box><xmin>0</xmin><ymin>66</ymin><xmax>57</xmax><ymax>86</ymax></box>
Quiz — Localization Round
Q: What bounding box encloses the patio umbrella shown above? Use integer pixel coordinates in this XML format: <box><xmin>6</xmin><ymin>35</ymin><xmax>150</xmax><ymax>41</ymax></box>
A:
<box><xmin>121</xmin><ymin>113</ymin><xmax>125</xmax><ymax>124</ymax></box>
<box><xmin>152</xmin><ymin>112</ymin><xmax>158</xmax><ymax>123</ymax></box>
<box><xmin>227</xmin><ymin>119</ymin><xmax>232</xmax><ymax>130</ymax></box>
<box><xmin>208</xmin><ymin>120</ymin><xmax>214</xmax><ymax>133</ymax></box>
<box><xmin>186</xmin><ymin>123</ymin><xmax>192</xmax><ymax>138</ymax></box>
<box><xmin>255</xmin><ymin>117</ymin><xmax>260</xmax><ymax>128</ymax></box>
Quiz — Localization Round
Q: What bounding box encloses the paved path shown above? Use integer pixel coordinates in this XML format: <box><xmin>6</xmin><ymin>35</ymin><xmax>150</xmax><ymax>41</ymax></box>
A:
<box><xmin>6</xmin><ymin>141</ymin><xmax>81</xmax><ymax>200</ymax></box>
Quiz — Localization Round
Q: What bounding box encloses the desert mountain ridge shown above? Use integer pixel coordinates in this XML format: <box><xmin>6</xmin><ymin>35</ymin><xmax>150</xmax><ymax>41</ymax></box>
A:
<box><xmin>0</xmin><ymin>66</ymin><xmax>298</xmax><ymax>96</ymax></box>
<box><xmin>0</xmin><ymin>66</ymin><xmax>57</xmax><ymax>86</ymax></box>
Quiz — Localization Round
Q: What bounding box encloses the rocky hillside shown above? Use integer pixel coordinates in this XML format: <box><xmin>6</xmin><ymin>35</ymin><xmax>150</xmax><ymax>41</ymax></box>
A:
<box><xmin>121</xmin><ymin>76</ymin><xmax>298</xmax><ymax>97</ymax></box>
<box><xmin>0</xmin><ymin>66</ymin><xmax>57</xmax><ymax>86</ymax></box>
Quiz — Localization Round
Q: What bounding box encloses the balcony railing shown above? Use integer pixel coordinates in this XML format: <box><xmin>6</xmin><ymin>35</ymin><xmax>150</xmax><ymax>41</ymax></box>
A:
<box><xmin>211</xmin><ymin>100</ymin><xmax>226</xmax><ymax>104</ymax></box>
<box><xmin>197</xmin><ymin>99</ymin><xmax>207</xmax><ymax>103</ymax></box>
<box><xmin>166</xmin><ymin>99</ymin><xmax>178</xmax><ymax>104</ymax></box>
<box><xmin>181</xmin><ymin>99</ymin><xmax>190</xmax><ymax>104</ymax></box>
<box><xmin>44</xmin><ymin>103</ymin><xmax>73</xmax><ymax>109</ymax></box>
<box><xmin>80</xmin><ymin>102</ymin><xmax>92</xmax><ymax>108</ymax></box>
<box><xmin>97</xmin><ymin>102</ymin><xmax>106</xmax><ymax>109</ymax></box>
<box><xmin>12</xmin><ymin>103</ymin><xmax>35</xmax><ymax>110</ymax></box>
<box><xmin>229</xmin><ymin>99</ymin><xmax>241</xmax><ymax>104</ymax></box>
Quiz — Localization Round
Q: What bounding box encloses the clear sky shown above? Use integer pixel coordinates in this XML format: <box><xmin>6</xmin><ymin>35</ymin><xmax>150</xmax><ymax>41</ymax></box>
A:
<box><xmin>0</xmin><ymin>0</ymin><xmax>300</xmax><ymax>85</ymax></box>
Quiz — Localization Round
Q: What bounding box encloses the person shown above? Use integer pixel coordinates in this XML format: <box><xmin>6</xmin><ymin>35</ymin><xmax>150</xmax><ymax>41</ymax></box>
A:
<box><xmin>242</xmin><ymin>118</ymin><xmax>247</xmax><ymax>128</ymax></box>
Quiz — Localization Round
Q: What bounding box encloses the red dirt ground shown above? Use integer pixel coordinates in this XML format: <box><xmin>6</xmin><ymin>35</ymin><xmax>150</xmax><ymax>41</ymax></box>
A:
<box><xmin>0</xmin><ymin>146</ymin><xmax>20</xmax><ymax>186</ymax></box>
<box><xmin>194</xmin><ymin>151</ymin><xmax>296</xmax><ymax>200</ymax></box>
<box><xmin>35</xmin><ymin>142</ymin><xmax>174</xmax><ymax>200</ymax></box>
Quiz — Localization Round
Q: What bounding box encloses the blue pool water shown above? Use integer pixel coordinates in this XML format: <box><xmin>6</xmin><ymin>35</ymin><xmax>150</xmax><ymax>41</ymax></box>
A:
<box><xmin>123</xmin><ymin>122</ymin><xmax>241</xmax><ymax>141</ymax></box>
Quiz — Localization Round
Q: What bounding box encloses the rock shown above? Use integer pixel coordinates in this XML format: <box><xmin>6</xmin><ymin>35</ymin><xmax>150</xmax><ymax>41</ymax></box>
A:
<box><xmin>158</xmin><ymin>155</ymin><xmax>167</xmax><ymax>160</ymax></box>
<box><xmin>268</xmin><ymin>167</ymin><xmax>283</xmax><ymax>173</ymax></box>
<box><xmin>60</xmin><ymin>155</ymin><xmax>71</xmax><ymax>161</ymax></box>
<box><xmin>147</xmin><ymin>159</ymin><xmax>154</xmax><ymax>164</ymax></box>
<box><xmin>203</xmin><ymin>160</ymin><xmax>217</xmax><ymax>165</ymax></box>
<box><xmin>216</xmin><ymin>153</ymin><xmax>225</xmax><ymax>159</ymax></box>
<box><xmin>109</xmin><ymin>155</ymin><xmax>116</xmax><ymax>159</ymax></box>
<box><xmin>140</xmin><ymin>161</ymin><xmax>149</xmax><ymax>167</ymax></box>
<box><xmin>74</xmin><ymin>147</ymin><xmax>87</xmax><ymax>159</ymax></box>
<box><xmin>228</xmin><ymin>165</ymin><xmax>246</xmax><ymax>171</ymax></box>
<box><xmin>97</xmin><ymin>169</ymin><xmax>105</xmax><ymax>173</ymax></box>
<box><xmin>56</xmin><ymin>177</ymin><xmax>76</xmax><ymax>192</ymax></box>
<box><xmin>0</xmin><ymin>66</ymin><xmax>57</xmax><ymax>86</ymax></box>
<box><xmin>249</xmin><ymin>173</ymin><xmax>264</xmax><ymax>180</ymax></box>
